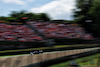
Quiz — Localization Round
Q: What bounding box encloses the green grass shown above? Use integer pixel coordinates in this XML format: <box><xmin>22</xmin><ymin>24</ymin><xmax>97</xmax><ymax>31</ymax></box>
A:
<box><xmin>49</xmin><ymin>53</ymin><xmax>100</xmax><ymax>67</ymax></box>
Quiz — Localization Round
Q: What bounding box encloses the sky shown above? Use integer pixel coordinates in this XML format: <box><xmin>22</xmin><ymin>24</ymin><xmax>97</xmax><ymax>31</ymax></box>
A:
<box><xmin>0</xmin><ymin>0</ymin><xmax>76</xmax><ymax>20</ymax></box>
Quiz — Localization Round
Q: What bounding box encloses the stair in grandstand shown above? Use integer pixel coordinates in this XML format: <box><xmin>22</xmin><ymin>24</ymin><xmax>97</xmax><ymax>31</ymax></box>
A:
<box><xmin>26</xmin><ymin>21</ymin><xmax>55</xmax><ymax>46</ymax></box>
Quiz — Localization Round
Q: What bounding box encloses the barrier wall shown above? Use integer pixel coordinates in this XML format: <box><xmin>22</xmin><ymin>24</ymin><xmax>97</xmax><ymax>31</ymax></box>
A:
<box><xmin>0</xmin><ymin>48</ymin><xmax>99</xmax><ymax>67</ymax></box>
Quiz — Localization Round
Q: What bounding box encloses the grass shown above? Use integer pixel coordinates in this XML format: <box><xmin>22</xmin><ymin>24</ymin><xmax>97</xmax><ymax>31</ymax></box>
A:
<box><xmin>53</xmin><ymin>44</ymin><xmax>97</xmax><ymax>48</ymax></box>
<box><xmin>49</xmin><ymin>53</ymin><xmax>100</xmax><ymax>67</ymax></box>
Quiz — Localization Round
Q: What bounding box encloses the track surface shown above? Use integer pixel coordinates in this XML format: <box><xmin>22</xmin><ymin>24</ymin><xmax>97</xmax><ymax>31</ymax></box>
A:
<box><xmin>0</xmin><ymin>47</ymin><xmax>99</xmax><ymax>59</ymax></box>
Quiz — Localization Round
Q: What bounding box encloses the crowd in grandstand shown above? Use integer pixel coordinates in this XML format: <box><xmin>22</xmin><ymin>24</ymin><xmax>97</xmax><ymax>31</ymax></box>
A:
<box><xmin>0</xmin><ymin>21</ymin><xmax>93</xmax><ymax>42</ymax></box>
<box><xmin>27</xmin><ymin>21</ymin><xmax>93</xmax><ymax>40</ymax></box>
<box><xmin>0</xmin><ymin>23</ymin><xmax>44</xmax><ymax>42</ymax></box>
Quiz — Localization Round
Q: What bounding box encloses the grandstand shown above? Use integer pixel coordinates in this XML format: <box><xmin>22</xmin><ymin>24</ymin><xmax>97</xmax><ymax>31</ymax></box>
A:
<box><xmin>0</xmin><ymin>21</ymin><xmax>93</xmax><ymax>42</ymax></box>
<box><xmin>27</xmin><ymin>21</ymin><xmax>93</xmax><ymax>39</ymax></box>
<box><xmin>0</xmin><ymin>23</ymin><xmax>44</xmax><ymax>42</ymax></box>
<box><xmin>0</xmin><ymin>21</ymin><xmax>94</xmax><ymax>50</ymax></box>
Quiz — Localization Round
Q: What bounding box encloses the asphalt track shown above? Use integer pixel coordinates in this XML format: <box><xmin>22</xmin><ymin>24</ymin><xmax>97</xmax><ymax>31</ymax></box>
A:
<box><xmin>0</xmin><ymin>47</ymin><xmax>99</xmax><ymax>59</ymax></box>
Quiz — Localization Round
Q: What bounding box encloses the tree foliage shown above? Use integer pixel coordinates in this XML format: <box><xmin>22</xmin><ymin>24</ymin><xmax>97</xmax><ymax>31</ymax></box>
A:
<box><xmin>74</xmin><ymin>0</ymin><xmax>100</xmax><ymax>37</ymax></box>
<box><xmin>88</xmin><ymin>0</ymin><xmax>100</xmax><ymax>36</ymax></box>
<box><xmin>0</xmin><ymin>10</ymin><xmax>50</xmax><ymax>23</ymax></box>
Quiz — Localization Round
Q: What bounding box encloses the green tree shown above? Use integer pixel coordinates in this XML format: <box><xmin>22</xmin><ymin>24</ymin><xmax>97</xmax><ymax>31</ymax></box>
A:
<box><xmin>0</xmin><ymin>16</ymin><xmax>6</xmax><ymax>20</ymax></box>
<box><xmin>9</xmin><ymin>10</ymin><xmax>27</xmax><ymax>22</ymax></box>
<box><xmin>88</xmin><ymin>0</ymin><xmax>100</xmax><ymax>36</ymax></box>
<box><xmin>73</xmin><ymin>0</ymin><xmax>93</xmax><ymax>33</ymax></box>
<box><xmin>0</xmin><ymin>10</ymin><xmax>50</xmax><ymax>23</ymax></box>
<box><xmin>25</xmin><ymin>13</ymin><xmax>35</xmax><ymax>19</ymax></box>
<box><xmin>39</xmin><ymin>13</ymin><xmax>50</xmax><ymax>21</ymax></box>
<box><xmin>74</xmin><ymin>0</ymin><xmax>100</xmax><ymax>37</ymax></box>
<box><xmin>9</xmin><ymin>11</ymin><xmax>50</xmax><ymax>22</ymax></box>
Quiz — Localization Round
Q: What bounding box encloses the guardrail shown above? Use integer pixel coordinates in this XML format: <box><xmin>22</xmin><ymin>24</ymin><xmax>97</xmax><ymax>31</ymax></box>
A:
<box><xmin>0</xmin><ymin>48</ymin><xmax>99</xmax><ymax>67</ymax></box>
